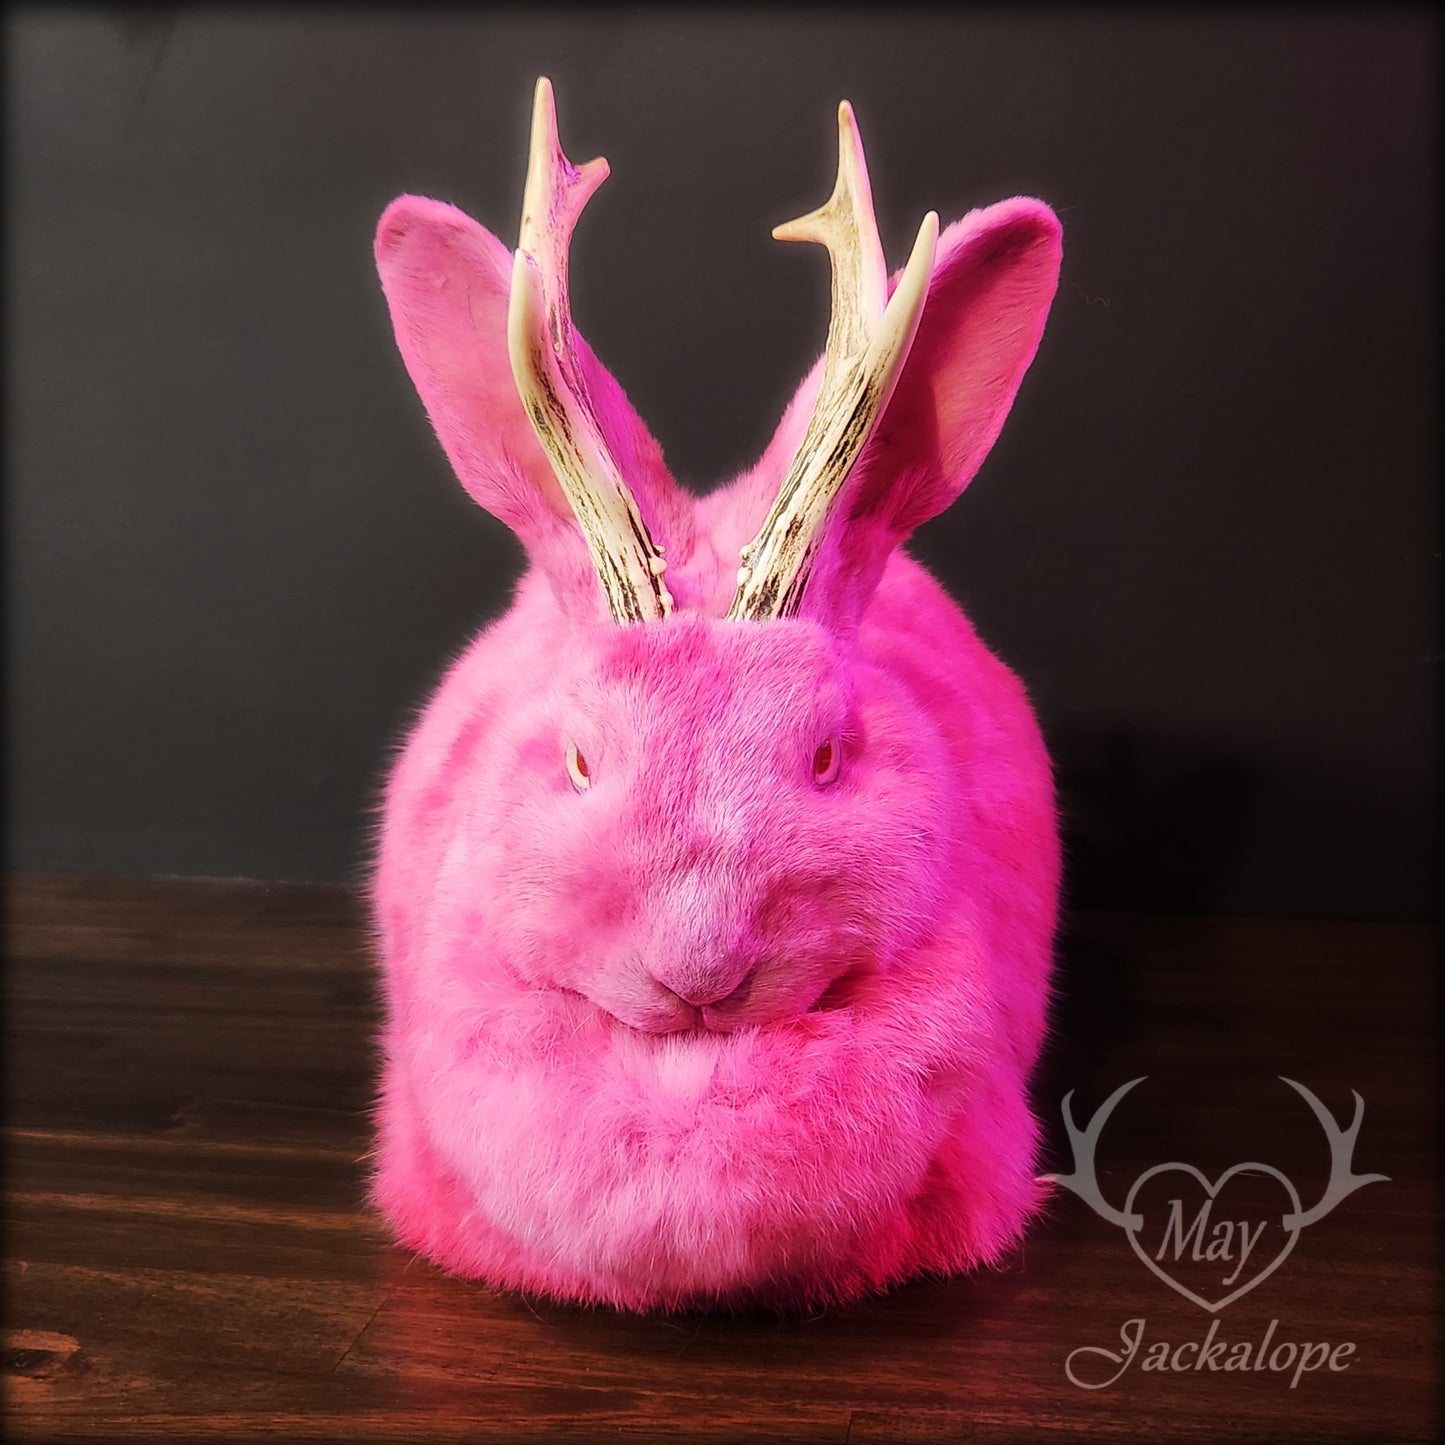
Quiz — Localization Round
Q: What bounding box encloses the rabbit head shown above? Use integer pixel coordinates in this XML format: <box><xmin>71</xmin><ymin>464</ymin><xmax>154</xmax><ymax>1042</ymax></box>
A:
<box><xmin>374</xmin><ymin>80</ymin><xmax>1060</xmax><ymax>1038</ymax></box>
<box><xmin>445</xmin><ymin>610</ymin><xmax>958</xmax><ymax>1035</ymax></box>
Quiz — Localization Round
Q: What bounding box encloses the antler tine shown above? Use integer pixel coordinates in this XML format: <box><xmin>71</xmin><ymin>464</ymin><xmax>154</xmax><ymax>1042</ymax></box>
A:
<box><xmin>508</xmin><ymin>77</ymin><xmax>673</xmax><ymax>624</ymax></box>
<box><xmin>773</xmin><ymin>102</ymin><xmax>889</xmax><ymax>402</ymax></box>
<box><xmin>727</xmin><ymin>102</ymin><xmax>939</xmax><ymax>622</ymax></box>
<box><xmin>516</xmin><ymin>76</ymin><xmax>609</xmax><ymax>353</ymax></box>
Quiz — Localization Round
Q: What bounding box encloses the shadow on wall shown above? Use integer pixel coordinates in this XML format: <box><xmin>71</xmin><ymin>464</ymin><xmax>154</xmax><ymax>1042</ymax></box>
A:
<box><xmin>1051</xmin><ymin>725</ymin><xmax>1439</xmax><ymax>922</ymax></box>
<box><xmin>1057</xmin><ymin>729</ymin><xmax>1257</xmax><ymax>917</ymax></box>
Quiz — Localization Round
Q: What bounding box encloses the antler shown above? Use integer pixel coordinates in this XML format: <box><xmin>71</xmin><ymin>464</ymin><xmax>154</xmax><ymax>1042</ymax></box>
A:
<box><xmin>727</xmin><ymin>103</ymin><xmax>939</xmax><ymax>621</ymax></box>
<box><xmin>507</xmin><ymin>78</ymin><xmax>673</xmax><ymax>624</ymax></box>
<box><xmin>1039</xmin><ymin>1078</ymin><xmax>1146</xmax><ymax>1230</ymax></box>
<box><xmin>1280</xmin><ymin>1078</ymin><xmax>1390</xmax><ymax>1229</ymax></box>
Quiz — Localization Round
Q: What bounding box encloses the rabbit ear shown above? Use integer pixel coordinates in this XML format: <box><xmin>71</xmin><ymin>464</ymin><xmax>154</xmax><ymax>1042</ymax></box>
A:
<box><xmin>854</xmin><ymin>199</ymin><xmax>1062</xmax><ymax>536</ymax></box>
<box><xmin>375</xmin><ymin>193</ymin><xmax>694</xmax><ymax>621</ymax></box>
<box><xmin>732</xmin><ymin>197</ymin><xmax>1061</xmax><ymax>632</ymax></box>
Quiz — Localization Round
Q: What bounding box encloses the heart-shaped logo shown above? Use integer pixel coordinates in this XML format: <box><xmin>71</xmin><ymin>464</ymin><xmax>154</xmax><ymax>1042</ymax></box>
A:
<box><xmin>1123</xmin><ymin>1163</ymin><xmax>1302</xmax><ymax>1313</ymax></box>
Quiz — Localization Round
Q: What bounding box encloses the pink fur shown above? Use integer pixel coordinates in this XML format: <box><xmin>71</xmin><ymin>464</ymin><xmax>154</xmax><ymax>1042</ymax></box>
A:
<box><xmin>371</xmin><ymin>180</ymin><xmax>1063</xmax><ymax>1310</ymax></box>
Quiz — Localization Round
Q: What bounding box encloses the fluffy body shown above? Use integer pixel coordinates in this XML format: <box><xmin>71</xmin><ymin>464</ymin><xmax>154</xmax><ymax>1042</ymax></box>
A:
<box><xmin>371</xmin><ymin>186</ymin><xmax>1063</xmax><ymax>1310</ymax></box>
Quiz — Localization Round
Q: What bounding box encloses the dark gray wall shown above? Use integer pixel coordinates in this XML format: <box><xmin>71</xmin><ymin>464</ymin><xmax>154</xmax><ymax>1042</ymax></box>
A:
<box><xmin>6</xmin><ymin>9</ymin><xmax>1438</xmax><ymax>918</ymax></box>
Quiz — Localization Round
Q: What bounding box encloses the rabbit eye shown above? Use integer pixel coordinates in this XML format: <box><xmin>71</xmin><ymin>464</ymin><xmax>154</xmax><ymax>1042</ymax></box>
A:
<box><xmin>566</xmin><ymin>742</ymin><xmax>591</xmax><ymax>792</ymax></box>
<box><xmin>812</xmin><ymin>738</ymin><xmax>840</xmax><ymax>786</ymax></box>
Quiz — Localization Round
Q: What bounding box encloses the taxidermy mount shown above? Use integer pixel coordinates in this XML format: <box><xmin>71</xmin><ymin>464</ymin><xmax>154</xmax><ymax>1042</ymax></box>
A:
<box><xmin>370</xmin><ymin>77</ymin><xmax>1062</xmax><ymax>1310</ymax></box>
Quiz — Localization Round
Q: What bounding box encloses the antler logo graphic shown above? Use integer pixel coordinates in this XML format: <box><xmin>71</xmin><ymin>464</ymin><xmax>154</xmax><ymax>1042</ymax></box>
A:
<box><xmin>1042</xmin><ymin>1078</ymin><xmax>1389</xmax><ymax>1312</ymax></box>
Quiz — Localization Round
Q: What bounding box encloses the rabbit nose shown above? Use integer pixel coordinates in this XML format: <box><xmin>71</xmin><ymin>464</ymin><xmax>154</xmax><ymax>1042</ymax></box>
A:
<box><xmin>667</xmin><ymin>978</ymin><xmax>739</xmax><ymax>1009</ymax></box>
<box><xmin>652</xmin><ymin>952</ymin><xmax>754</xmax><ymax>1010</ymax></box>
<box><xmin>650</xmin><ymin>866</ymin><xmax>754</xmax><ymax>1006</ymax></box>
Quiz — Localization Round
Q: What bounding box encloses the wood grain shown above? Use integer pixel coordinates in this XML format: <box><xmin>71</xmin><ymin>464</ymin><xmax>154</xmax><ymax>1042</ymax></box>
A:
<box><xmin>3</xmin><ymin>874</ymin><xmax>1437</xmax><ymax>1441</ymax></box>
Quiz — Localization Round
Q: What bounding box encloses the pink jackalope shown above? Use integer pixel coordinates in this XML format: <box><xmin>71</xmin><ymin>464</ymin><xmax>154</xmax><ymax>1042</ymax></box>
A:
<box><xmin>370</xmin><ymin>78</ymin><xmax>1064</xmax><ymax>1310</ymax></box>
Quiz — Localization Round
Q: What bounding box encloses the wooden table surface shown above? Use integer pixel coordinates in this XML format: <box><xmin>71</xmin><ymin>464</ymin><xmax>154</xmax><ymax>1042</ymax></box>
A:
<box><xmin>3</xmin><ymin>873</ymin><xmax>1437</xmax><ymax>1442</ymax></box>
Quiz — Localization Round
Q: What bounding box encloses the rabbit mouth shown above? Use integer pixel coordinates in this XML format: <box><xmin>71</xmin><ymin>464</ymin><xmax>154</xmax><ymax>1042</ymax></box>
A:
<box><xmin>610</xmin><ymin>1002</ymin><xmax>747</xmax><ymax>1037</ymax></box>
<box><xmin>656</xmin><ymin>999</ymin><xmax>754</xmax><ymax>1037</ymax></box>
<box><xmin>590</xmin><ymin>976</ymin><xmax>767</xmax><ymax>1037</ymax></box>
<box><xmin>649</xmin><ymin>965</ymin><xmax>851</xmax><ymax>1035</ymax></box>
<box><xmin>571</xmin><ymin>957</ymin><xmax>861</xmax><ymax>1036</ymax></box>
<box><xmin>562</xmin><ymin>983</ymin><xmax>737</xmax><ymax>1037</ymax></box>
